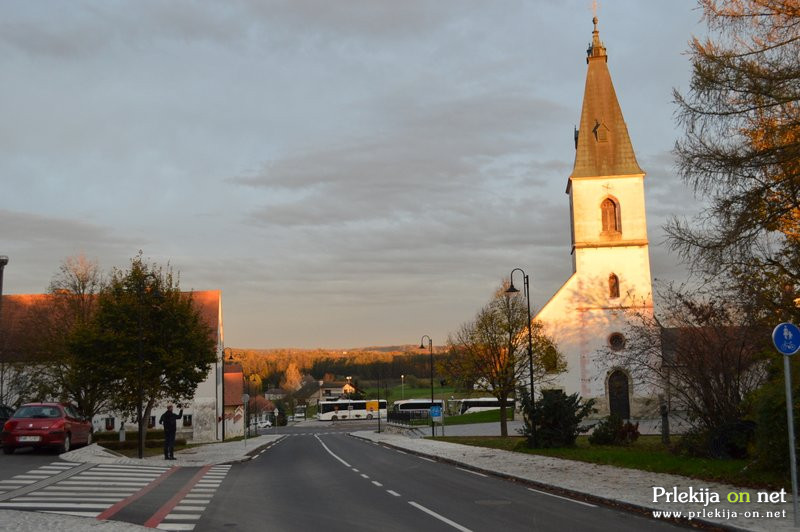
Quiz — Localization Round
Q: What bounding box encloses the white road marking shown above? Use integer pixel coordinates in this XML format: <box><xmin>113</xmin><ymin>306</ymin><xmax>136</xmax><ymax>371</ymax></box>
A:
<box><xmin>155</xmin><ymin>524</ymin><xmax>195</xmax><ymax>530</ymax></box>
<box><xmin>360</xmin><ymin>474</ymin><xmax>369</xmax><ymax>479</ymax></box>
<box><xmin>372</xmin><ymin>481</ymin><xmax>383</xmax><ymax>487</ymax></box>
<box><xmin>164</xmin><ymin>513</ymin><xmax>202</xmax><ymax>520</ymax></box>
<box><xmin>396</xmin><ymin>450</ymin><xmax>407</xmax><ymax>455</ymax></box>
<box><xmin>408</xmin><ymin>501</ymin><xmax>473</xmax><ymax>532</ymax></box>
<box><xmin>315</xmin><ymin>435</ymin><xmax>351</xmax><ymax>467</ymax></box>
<box><xmin>527</xmin><ymin>488</ymin><xmax>597</xmax><ymax>507</ymax></box>
<box><xmin>419</xmin><ymin>457</ymin><xmax>435</xmax><ymax>463</ymax></box>
<box><xmin>456</xmin><ymin>468</ymin><xmax>487</xmax><ymax>478</ymax></box>
<box><xmin>387</xmin><ymin>490</ymin><xmax>401</xmax><ymax>497</ymax></box>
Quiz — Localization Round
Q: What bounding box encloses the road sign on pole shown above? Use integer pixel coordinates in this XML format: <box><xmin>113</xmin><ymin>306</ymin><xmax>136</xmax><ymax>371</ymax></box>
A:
<box><xmin>773</xmin><ymin>322</ymin><xmax>800</xmax><ymax>356</ymax></box>
<box><xmin>773</xmin><ymin>322</ymin><xmax>800</xmax><ymax>526</ymax></box>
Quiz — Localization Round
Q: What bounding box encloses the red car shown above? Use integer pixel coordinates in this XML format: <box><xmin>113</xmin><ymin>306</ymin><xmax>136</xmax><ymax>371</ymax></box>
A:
<box><xmin>1</xmin><ymin>402</ymin><xmax>92</xmax><ymax>454</ymax></box>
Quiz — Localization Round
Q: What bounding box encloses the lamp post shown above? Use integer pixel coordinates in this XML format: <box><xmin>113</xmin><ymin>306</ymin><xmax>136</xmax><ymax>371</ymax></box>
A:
<box><xmin>419</xmin><ymin>335</ymin><xmax>434</xmax><ymax>438</ymax></box>
<box><xmin>0</xmin><ymin>256</ymin><xmax>8</xmax><ymax>405</ymax></box>
<box><xmin>401</xmin><ymin>374</ymin><xmax>404</xmax><ymax>399</ymax></box>
<box><xmin>507</xmin><ymin>268</ymin><xmax>536</xmax><ymax>446</ymax></box>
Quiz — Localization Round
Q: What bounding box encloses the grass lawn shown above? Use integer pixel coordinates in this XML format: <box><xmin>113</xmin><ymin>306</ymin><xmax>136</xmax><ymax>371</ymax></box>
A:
<box><xmin>443</xmin><ymin>409</ymin><xmax>514</xmax><ymax>425</ymax></box>
<box><xmin>435</xmin><ymin>434</ymin><xmax>788</xmax><ymax>490</ymax></box>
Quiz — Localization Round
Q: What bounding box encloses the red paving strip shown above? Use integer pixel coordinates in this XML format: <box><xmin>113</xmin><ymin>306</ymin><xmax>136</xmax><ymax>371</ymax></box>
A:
<box><xmin>144</xmin><ymin>464</ymin><xmax>212</xmax><ymax>528</ymax></box>
<box><xmin>96</xmin><ymin>466</ymin><xmax>180</xmax><ymax>521</ymax></box>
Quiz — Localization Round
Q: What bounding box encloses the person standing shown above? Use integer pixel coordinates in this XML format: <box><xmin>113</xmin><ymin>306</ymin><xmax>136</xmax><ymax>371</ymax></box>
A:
<box><xmin>159</xmin><ymin>404</ymin><xmax>183</xmax><ymax>460</ymax></box>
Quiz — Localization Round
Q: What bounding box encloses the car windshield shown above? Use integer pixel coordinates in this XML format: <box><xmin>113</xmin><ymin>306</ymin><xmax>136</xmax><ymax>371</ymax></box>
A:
<box><xmin>13</xmin><ymin>406</ymin><xmax>62</xmax><ymax>419</ymax></box>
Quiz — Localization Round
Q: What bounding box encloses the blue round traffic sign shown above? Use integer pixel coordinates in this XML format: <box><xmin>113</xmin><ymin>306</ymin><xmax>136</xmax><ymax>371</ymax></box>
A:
<box><xmin>773</xmin><ymin>322</ymin><xmax>800</xmax><ymax>356</ymax></box>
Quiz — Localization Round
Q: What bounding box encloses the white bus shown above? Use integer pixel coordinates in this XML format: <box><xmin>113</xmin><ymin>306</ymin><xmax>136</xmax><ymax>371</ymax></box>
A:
<box><xmin>317</xmin><ymin>399</ymin><xmax>387</xmax><ymax>421</ymax></box>
<box><xmin>448</xmin><ymin>397</ymin><xmax>515</xmax><ymax>416</ymax></box>
<box><xmin>391</xmin><ymin>399</ymin><xmax>444</xmax><ymax>414</ymax></box>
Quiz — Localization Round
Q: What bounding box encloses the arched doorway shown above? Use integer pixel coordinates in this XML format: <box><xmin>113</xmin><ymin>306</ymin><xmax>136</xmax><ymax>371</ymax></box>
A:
<box><xmin>607</xmin><ymin>370</ymin><xmax>630</xmax><ymax>420</ymax></box>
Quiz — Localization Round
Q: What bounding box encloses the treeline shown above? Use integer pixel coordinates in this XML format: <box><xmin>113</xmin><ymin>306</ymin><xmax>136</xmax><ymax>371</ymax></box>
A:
<box><xmin>228</xmin><ymin>347</ymin><xmax>443</xmax><ymax>386</ymax></box>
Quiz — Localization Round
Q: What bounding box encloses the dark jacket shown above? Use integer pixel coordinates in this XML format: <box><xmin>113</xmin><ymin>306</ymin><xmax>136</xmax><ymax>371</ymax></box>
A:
<box><xmin>159</xmin><ymin>409</ymin><xmax>183</xmax><ymax>433</ymax></box>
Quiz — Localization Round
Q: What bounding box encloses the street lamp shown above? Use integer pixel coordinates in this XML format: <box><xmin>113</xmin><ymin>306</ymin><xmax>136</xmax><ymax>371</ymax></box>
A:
<box><xmin>0</xmin><ymin>256</ymin><xmax>8</xmax><ymax>404</ymax></box>
<box><xmin>401</xmin><ymin>374</ymin><xmax>405</xmax><ymax>400</ymax></box>
<box><xmin>507</xmin><ymin>268</ymin><xmax>536</xmax><ymax>446</ymax></box>
<box><xmin>419</xmin><ymin>335</ymin><xmax>434</xmax><ymax>438</ymax></box>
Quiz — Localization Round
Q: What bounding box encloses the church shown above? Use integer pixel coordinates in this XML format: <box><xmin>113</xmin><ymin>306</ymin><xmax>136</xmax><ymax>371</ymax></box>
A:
<box><xmin>534</xmin><ymin>18</ymin><xmax>655</xmax><ymax>418</ymax></box>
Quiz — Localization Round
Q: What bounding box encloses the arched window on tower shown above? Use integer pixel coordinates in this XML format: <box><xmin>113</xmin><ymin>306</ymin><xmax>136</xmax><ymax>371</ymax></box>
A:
<box><xmin>608</xmin><ymin>273</ymin><xmax>620</xmax><ymax>298</ymax></box>
<box><xmin>601</xmin><ymin>198</ymin><xmax>621</xmax><ymax>234</ymax></box>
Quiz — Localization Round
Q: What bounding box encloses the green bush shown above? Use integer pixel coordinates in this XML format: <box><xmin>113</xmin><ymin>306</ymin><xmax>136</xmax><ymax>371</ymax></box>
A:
<box><xmin>672</xmin><ymin>421</ymin><xmax>754</xmax><ymax>459</ymax></box>
<box><xmin>588</xmin><ymin>415</ymin><xmax>640</xmax><ymax>446</ymax></box>
<box><xmin>93</xmin><ymin>429</ymin><xmax>166</xmax><ymax>442</ymax></box>
<box><xmin>100</xmin><ymin>438</ymin><xmax>186</xmax><ymax>451</ymax></box>
<box><xmin>518</xmin><ymin>388</ymin><xmax>594</xmax><ymax>448</ymax></box>
<box><xmin>752</xmin><ymin>378</ymin><xmax>800</xmax><ymax>471</ymax></box>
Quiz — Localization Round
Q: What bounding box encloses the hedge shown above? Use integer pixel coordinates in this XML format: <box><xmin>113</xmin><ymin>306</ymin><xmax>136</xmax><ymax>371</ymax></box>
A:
<box><xmin>99</xmin><ymin>438</ymin><xmax>187</xmax><ymax>451</ymax></box>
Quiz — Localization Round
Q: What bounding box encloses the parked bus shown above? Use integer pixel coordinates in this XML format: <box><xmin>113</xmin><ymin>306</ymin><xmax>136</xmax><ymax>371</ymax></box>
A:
<box><xmin>448</xmin><ymin>397</ymin><xmax>515</xmax><ymax>416</ymax></box>
<box><xmin>317</xmin><ymin>399</ymin><xmax>387</xmax><ymax>421</ymax></box>
<box><xmin>391</xmin><ymin>399</ymin><xmax>444</xmax><ymax>414</ymax></box>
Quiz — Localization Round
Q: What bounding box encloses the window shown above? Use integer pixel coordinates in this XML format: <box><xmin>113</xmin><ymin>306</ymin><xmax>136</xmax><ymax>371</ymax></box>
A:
<box><xmin>608</xmin><ymin>273</ymin><xmax>620</xmax><ymax>298</ymax></box>
<box><xmin>601</xmin><ymin>198</ymin><xmax>620</xmax><ymax>233</ymax></box>
<box><xmin>608</xmin><ymin>332</ymin><xmax>626</xmax><ymax>351</ymax></box>
<box><xmin>183</xmin><ymin>415</ymin><xmax>193</xmax><ymax>427</ymax></box>
<box><xmin>542</xmin><ymin>345</ymin><xmax>561</xmax><ymax>374</ymax></box>
<box><xmin>105</xmin><ymin>417</ymin><xmax>115</xmax><ymax>431</ymax></box>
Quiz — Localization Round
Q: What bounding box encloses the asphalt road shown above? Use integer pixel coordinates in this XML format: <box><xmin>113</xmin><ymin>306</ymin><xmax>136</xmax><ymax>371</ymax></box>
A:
<box><xmin>198</xmin><ymin>423</ymin><xmax>687</xmax><ymax>532</ymax></box>
<box><xmin>0</xmin><ymin>446</ymin><xmax>66</xmax><ymax>479</ymax></box>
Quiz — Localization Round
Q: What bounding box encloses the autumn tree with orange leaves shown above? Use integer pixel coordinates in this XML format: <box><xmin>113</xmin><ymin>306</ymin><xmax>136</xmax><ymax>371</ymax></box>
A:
<box><xmin>671</xmin><ymin>0</ymin><xmax>800</xmax><ymax>321</ymax></box>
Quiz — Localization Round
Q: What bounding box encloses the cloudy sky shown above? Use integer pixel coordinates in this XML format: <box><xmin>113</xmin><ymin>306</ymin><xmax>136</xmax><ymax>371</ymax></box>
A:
<box><xmin>1</xmin><ymin>1</ymin><xmax>704</xmax><ymax>349</ymax></box>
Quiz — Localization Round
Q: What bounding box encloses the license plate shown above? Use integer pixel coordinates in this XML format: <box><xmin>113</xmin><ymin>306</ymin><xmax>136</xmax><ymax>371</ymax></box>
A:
<box><xmin>18</xmin><ymin>436</ymin><xmax>41</xmax><ymax>442</ymax></box>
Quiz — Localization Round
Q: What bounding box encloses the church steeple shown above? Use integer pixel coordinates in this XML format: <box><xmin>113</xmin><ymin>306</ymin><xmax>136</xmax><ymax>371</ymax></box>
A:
<box><xmin>571</xmin><ymin>17</ymin><xmax>643</xmax><ymax>179</ymax></box>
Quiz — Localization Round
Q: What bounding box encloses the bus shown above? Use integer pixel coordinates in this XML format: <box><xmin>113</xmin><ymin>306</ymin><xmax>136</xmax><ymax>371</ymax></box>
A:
<box><xmin>448</xmin><ymin>397</ymin><xmax>516</xmax><ymax>416</ymax></box>
<box><xmin>317</xmin><ymin>399</ymin><xmax>387</xmax><ymax>421</ymax></box>
<box><xmin>391</xmin><ymin>399</ymin><xmax>444</xmax><ymax>414</ymax></box>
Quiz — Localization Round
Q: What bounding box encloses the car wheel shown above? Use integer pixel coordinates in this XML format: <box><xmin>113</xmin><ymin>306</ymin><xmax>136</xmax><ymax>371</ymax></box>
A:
<box><xmin>366</xmin><ymin>414</ymin><xmax>373</xmax><ymax>420</ymax></box>
<box><xmin>2</xmin><ymin>446</ymin><xmax>14</xmax><ymax>455</ymax></box>
<box><xmin>332</xmin><ymin>415</ymin><xmax>338</xmax><ymax>421</ymax></box>
<box><xmin>59</xmin><ymin>434</ymin><xmax>71</xmax><ymax>454</ymax></box>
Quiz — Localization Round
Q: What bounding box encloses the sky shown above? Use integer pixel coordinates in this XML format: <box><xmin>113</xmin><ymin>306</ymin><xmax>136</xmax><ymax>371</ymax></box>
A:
<box><xmin>1</xmin><ymin>0</ymin><xmax>705</xmax><ymax>349</ymax></box>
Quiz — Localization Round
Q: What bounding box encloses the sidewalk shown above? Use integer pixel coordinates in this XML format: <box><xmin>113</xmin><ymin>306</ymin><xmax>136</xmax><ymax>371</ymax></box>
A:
<box><xmin>353</xmin><ymin>428</ymin><xmax>796</xmax><ymax>532</ymax></box>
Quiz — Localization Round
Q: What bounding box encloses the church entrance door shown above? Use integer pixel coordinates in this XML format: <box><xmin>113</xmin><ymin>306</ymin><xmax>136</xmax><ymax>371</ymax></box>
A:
<box><xmin>608</xmin><ymin>370</ymin><xmax>630</xmax><ymax>420</ymax></box>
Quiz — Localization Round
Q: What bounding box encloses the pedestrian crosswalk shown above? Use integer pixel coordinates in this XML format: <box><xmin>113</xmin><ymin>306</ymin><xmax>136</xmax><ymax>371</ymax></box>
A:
<box><xmin>156</xmin><ymin>465</ymin><xmax>231</xmax><ymax>531</ymax></box>
<box><xmin>0</xmin><ymin>461</ymin><xmax>231</xmax><ymax>530</ymax></box>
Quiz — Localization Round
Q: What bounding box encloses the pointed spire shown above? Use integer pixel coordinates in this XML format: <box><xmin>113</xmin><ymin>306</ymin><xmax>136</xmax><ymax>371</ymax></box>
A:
<box><xmin>587</xmin><ymin>16</ymin><xmax>606</xmax><ymax>62</ymax></box>
<box><xmin>572</xmin><ymin>17</ymin><xmax>643</xmax><ymax>179</ymax></box>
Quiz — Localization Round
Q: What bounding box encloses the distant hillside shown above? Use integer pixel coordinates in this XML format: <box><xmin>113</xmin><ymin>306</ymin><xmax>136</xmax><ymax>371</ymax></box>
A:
<box><xmin>226</xmin><ymin>345</ymin><xmax>442</xmax><ymax>382</ymax></box>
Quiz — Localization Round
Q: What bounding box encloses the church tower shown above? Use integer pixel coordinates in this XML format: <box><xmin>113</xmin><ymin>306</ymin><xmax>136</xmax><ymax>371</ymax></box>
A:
<box><xmin>535</xmin><ymin>17</ymin><xmax>654</xmax><ymax>418</ymax></box>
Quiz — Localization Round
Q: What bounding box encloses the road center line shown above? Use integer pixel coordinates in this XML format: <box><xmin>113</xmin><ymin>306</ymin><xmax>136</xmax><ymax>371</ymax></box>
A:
<box><xmin>408</xmin><ymin>501</ymin><xmax>473</xmax><ymax>532</ymax></box>
<box><xmin>386</xmin><ymin>490</ymin><xmax>401</xmax><ymax>497</ymax></box>
<box><xmin>527</xmin><ymin>488</ymin><xmax>597</xmax><ymax>507</ymax></box>
<box><xmin>456</xmin><ymin>468</ymin><xmax>487</xmax><ymax>478</ymax></box>
<box><xmin>372</xmin><ymin>481</ymin><xmax>383</xmax><ymax>487</ymax></box>
<box><xmin>314</xmin><ymin>435</ymin><xmax>352</xmax><ymax>468</ymax></box>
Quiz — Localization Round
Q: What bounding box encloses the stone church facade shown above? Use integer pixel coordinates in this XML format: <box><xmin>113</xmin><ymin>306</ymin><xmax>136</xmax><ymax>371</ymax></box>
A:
<box><xmin>534</xmin><ymin>18</ymin><xmax>656</xmax><ymax>418</ymax></box>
